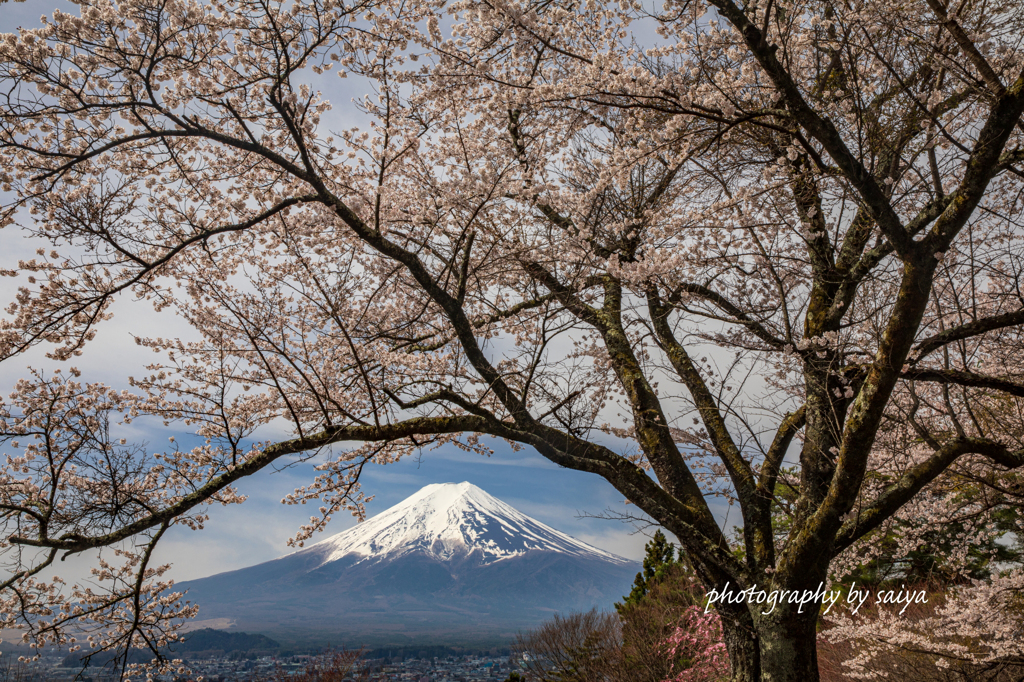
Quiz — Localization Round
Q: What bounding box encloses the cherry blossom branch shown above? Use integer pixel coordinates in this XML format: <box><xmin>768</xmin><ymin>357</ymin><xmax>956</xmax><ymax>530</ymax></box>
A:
<box><xmin>833</xmin><ymin>438</ymin><xmax>1024</xmax><ymax>553</ymax></box>
<box><xmin>705</xmin><ymin>0</ymin><xmax>915</xmax><ymax>257</ymax></box>
<box><xmin>399</xmin><ymin>291</ymin><xmax>562</xmax><ymax>352</ymax></box>
<box><xmin>898</xmin><ymin>366</ymin><xmax>1024</xmax><ymax>398</ymax></box>
<box><xmin>911</xmin><ymin>308</ymin><xmax>1024</xmax><ymax>362</ymax></box>
<box><xmin>0</xmin><ymin>192</ymin><xmax>321</xmax><ymax>361</ymax></box>
<box><xmin>668</xmin><ymin>283</ymin><xmax>787</xmax><ymax>350</ymax></box>
<box><xmin>757</xmin><ymin>405</ymin><xmax>807</xmax><ymax>501</ymax></box>
<box><xmin>924</xmin><ymin>0</ymin><xmax>1007</xmax><ymax>97</ymax></box>
<box><xmin>7</xmin><ymin>415</ymin><xmax>495</xmax><ymax>553</ymax></box>
<box><xmin>643</xmin><ymin>287</ymin><xmax>780</xmax><ymax>575</ymax></box>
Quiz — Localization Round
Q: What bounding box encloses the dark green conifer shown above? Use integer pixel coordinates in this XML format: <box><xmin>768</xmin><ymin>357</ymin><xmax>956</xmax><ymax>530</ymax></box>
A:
<box><xmin>616</xmin><ymin>530</ymin><xmax>677</xmax><ymax>610</ymax></box>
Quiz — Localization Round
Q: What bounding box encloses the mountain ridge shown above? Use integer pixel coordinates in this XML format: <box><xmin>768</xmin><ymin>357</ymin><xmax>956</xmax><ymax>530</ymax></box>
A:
<box><xmin>176</xmin><ymin>482</ymin><xmax>638</xmax><ymax>643</ymax></box>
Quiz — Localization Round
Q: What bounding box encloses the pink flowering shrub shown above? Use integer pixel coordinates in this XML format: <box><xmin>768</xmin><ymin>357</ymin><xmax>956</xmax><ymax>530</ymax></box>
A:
<box><xmin>662</xmin><ymin>606</ymin><xmax>730</xmax><ymax>682</ymax></box>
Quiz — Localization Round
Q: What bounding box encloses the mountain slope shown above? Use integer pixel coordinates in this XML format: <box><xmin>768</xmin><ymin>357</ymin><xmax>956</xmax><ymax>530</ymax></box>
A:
<box><xmin>176</xmin><ymin>482</ymin><xmax>638</xmax><ymax>643</ymax></box>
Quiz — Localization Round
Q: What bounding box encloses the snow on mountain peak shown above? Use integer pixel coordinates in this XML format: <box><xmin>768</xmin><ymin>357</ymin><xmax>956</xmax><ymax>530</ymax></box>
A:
<box><xmin>302</xmin><ymin>481</ymin><xmax>631</xmax><ymax>567</ymax></box>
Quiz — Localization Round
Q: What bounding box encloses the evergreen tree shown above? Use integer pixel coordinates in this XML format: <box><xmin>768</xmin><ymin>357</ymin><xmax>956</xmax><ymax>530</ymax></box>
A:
<box><xmin>617</xmin><ymin>530</ymin><xmax>678</xmax><ymax>611</ymax></box>
<box><xmin>615</xmin><ymin>557</ymin><xmax>706</xmax><ymax>682</ymax></box>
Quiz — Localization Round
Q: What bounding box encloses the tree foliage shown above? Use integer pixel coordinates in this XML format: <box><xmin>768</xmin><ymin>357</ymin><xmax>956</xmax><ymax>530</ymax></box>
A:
<box><xmin>510</xmin><ymin>610</ymin><xmax>621</xmax><ymax>682</ymax></box>
<box><xmin>513</xmin><ymin>567</ymin><xmax>726</xmax><ymax>682</ymax></box>
<box><xmin>618</xmin><ymin>561</ymin><xmax>714</xmax><ymax>682</ymax></box>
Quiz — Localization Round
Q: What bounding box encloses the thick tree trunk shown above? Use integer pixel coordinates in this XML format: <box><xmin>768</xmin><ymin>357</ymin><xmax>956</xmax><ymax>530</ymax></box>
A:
<box><xmin>719</xmin><ymin>605</ymin><xmax>760</xmax><ymax>682</ymax></box>
<box><xmin>720</xmin><ymin>605</ymin><xmax>820</xmax><ymax>682</ymax></box>
<box><xmin>756</xmin><ymin>608</ymin><xmax>820</xmax><ymax>682</ymax></box>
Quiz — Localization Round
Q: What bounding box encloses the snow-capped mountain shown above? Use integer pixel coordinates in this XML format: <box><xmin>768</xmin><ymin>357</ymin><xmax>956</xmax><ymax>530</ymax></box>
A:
<box><xmin>176</xmin><ymin>482</ymin><xmax>638</xmax><ymax>643</ymax></box>
<box><xmin>302</xmin><ymin>481</ymin><xmax>631</xmax><ymax>567</ymax></box>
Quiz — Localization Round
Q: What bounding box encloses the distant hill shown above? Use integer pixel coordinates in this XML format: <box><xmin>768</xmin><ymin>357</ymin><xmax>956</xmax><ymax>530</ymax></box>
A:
<box><xmin>60</xmin><ymin>629</ymin><xmax>279</xmax><ymax>667</ymax></box>
<box><xmin>176</xmin><ymin>482</ymin><xmax>638</xmax><ymax>643</ymax></box>
<box><xmin>176</xmin><ymin>628</ymin><xmax>280</xmax><ymax>653</ymax></box>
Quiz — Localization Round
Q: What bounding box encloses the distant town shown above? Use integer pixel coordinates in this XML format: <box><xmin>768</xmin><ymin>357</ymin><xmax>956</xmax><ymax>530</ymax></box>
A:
<box><xmin>1</xmin><ymin>648</ymin><xmax>515</xmax><ymax>682</ymax></box>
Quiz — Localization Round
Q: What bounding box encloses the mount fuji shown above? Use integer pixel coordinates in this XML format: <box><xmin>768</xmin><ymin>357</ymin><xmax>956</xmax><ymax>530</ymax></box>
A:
<box><xmin>176</xmin><ymin>482</ymin><xmax>639</xmax><ymax>643</ymax></box>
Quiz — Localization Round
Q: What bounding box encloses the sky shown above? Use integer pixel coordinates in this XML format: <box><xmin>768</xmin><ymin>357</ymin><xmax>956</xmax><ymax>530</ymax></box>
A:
<box><xmin>0</xmin><ymin>0</ymin><xmax>734</xmax><ymax>587</ymax></box>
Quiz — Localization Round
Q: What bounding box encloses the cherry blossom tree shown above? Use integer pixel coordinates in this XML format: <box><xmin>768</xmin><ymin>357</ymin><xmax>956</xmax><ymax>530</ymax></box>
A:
<box><xmin>663</xmin><ymin>607</ymin><xmax>729</xmax><ymax>682</ymax></box>
<box><xmin>2</xmin><ymin>0</ymin><xmax>1024</xmax><ymax>680</ymax></box>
